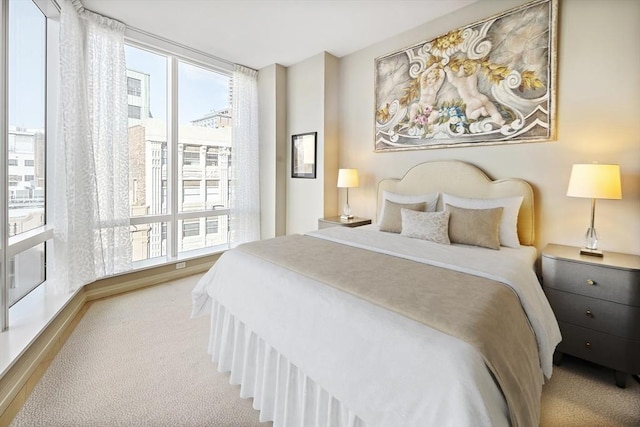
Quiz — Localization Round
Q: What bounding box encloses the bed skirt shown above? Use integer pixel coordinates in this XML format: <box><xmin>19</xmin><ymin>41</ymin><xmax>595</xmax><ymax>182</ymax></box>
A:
<box><xmin>209</xmin><ymin>299</ymin><xmax>368</xmax><ymax>427</ymax></box>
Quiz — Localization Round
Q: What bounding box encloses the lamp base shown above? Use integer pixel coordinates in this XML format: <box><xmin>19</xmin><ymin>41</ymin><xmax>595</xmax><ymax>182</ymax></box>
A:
<box><xmin>580</xmin><ymin>247</ymin><xmax>603</xmax><ymax>257</ymax></box>
<box><xmin>340</xmin><ymin>214</ymin><xmax>354</xmax><ymax>220</ymax></box>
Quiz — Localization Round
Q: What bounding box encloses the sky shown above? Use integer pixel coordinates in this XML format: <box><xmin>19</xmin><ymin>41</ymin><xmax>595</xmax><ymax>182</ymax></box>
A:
<box><xmin>8</xmin><ymin>0</ymin><xmax>46</xmax><ymax>129</ymax></box>
<box><xmin>8</xmin><ymin>0</ymin><xmax>230</xmax><ymax>130</ymax></box>
<box><xmin>125</xmin><ymin>45</ymin><xmax>230</xmax><ymax>125</ymax></box>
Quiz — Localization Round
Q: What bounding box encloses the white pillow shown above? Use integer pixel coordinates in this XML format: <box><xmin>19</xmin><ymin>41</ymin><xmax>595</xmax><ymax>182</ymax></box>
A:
<box><xmin>400</xmin><ymin>209</ymin><xmax>450</xmax><ymax>245</ymax></box>
<box><xmin>441</xmin><ymin>193</ymin><xmax>523</xmax><ymax>248</ymax></box>
<box><xmin>378</xmin><ymin>191</ymin><xmax>439</xmax><ymax>226</ymax></box>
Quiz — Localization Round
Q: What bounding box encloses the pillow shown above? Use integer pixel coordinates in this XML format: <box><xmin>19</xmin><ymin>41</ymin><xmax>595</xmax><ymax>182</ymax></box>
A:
<box><xmin>378</xmin><ymin>200</ymin><xmax>427</xmax><ymax>233</ymax></box>
<box><xmin>441</xmin><ymin>193</ymin><xmax>523</xmax><ymax>248</ymax></box>
<box><xmin>400</xmin><ymin>209</ymin><xmax>450</xmax><ymax>245</ymax></box>
<box><xmin>382</xmin><ymin>191</ymin><xmax>439</xmax><ymax>212</ymax></box>
<box><xmin>445</xmin><ymin>204</ymin><xmax>503</xmax><ymax>250</ymax></box>
<box><xmin>378</xmin><ymin>191</ymin><xmax>438</xmax><ymax>231</ymax></box>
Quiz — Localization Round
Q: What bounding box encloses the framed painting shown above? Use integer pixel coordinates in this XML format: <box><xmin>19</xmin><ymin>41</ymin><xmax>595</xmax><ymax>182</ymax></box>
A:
<box><xmin>374</xmin><ymin>0</ymin><xmax>558</xmax><ymax>152</ymax></box>
<box><xmin>291</xmin><ymin>132</ymin><xmax>317</xmax><ymax>178</ymax></box>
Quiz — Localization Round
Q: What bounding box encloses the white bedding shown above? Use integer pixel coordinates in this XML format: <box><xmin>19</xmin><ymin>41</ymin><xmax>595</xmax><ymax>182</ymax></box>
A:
<box><xmin>192</xmin><ymin>227</ymin><xmax>561</xmax><ymax>427</ymax></box>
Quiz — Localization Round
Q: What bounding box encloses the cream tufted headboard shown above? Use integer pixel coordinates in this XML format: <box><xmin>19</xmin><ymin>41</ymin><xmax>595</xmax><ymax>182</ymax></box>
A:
<box><xmin>377</xmin><ymin>160</ymin><xmax>535</xmax><ymax>246</ymax></box>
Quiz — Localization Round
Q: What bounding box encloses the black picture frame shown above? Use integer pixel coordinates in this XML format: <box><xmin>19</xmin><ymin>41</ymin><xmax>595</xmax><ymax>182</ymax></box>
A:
<box><xmin>291</xmin><ymin>132</ymin><xmax>317</xmax><ymax>179</ymax></box>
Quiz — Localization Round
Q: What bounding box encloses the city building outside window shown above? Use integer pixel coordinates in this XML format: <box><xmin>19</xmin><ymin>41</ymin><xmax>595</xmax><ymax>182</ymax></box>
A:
<box><xmin>126</xmin><ymin>44</ymin><xmax>233</xmax><ymax>260</ymax></box>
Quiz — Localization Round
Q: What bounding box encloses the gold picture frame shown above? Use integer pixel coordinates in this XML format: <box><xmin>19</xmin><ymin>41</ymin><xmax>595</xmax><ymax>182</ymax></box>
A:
<box><xmin>374</xmin><ymin>0</ymin><xmax>558</xmax><ymax>152</ymax></box>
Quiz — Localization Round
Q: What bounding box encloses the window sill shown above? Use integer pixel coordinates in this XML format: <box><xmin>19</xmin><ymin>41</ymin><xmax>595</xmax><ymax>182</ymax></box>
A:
<box><xmin>0</xmin><ymin>246</ymin><xmax>224</xmax><ymax>378</ymax></box>
<box><xmin>0</xmin><ymin>280</ymin><xmax>78</xmax><ymax>378</ymax></box>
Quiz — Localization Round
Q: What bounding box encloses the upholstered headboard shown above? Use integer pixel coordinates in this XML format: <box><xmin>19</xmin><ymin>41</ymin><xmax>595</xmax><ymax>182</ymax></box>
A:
<box><xmin>377</xmin><ymin>160</ymin><xmax>535</xmax><ymax>246</ymax></box>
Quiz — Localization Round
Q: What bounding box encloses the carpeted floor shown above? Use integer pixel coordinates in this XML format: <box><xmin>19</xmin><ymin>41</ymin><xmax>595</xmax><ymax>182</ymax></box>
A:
<box><xmin>10</xmin><ymin>274</ymin><xmax>640</xmax><ymax>427</ymax></box>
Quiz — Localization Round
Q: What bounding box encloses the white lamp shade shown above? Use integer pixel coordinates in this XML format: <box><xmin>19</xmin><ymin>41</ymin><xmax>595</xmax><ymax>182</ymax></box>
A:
<box><xmin>567</xmin><ymin>164</ymin><xmax>622</xmax><ymax>200</ymax></box>
<box><xmin>337</xmin><ymin>169</ymin><xmax>359</xmax><ymax>188</ymax></box>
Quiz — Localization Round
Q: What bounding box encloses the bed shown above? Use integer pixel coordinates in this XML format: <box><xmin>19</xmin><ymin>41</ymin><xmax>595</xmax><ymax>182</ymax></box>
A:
<box><xmin>192</xmin><ymin>160</ymin><xmax>562</xmax><ymax>427</ymax></box>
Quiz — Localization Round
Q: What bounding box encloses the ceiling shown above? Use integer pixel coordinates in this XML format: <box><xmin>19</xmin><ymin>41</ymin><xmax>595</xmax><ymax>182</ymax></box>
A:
<box><xmin>82</xmin><ymin>0</ymin><xmax>478</xmax><ymax>70</ymax></box>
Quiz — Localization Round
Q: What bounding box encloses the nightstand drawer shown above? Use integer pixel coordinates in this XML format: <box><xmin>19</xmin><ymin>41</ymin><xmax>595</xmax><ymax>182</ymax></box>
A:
<box><xmin>544</xmin><ymin>288</ymin><xmax>640</xmax><ymax>340</ymax></box>
<box><xmin>557</xmin><ymin>321</ymin><xmax>640</xmax><ymax>374</ymax></box>
<box><xmin>542</xmin><ymin>257</ymin><xmax>640</xmax><ymax>306</ymax></box>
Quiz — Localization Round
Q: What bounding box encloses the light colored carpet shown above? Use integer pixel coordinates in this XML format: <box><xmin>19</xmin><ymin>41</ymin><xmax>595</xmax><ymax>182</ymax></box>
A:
<box><xmin>11</xmin><ymin>274</ymin><xmax>267</xmax><ymax>427</ymax></box>
<box><xmin>10</xmin><ymin>274</ymin><xmax>640</xmax><ymax>427</ymax></box>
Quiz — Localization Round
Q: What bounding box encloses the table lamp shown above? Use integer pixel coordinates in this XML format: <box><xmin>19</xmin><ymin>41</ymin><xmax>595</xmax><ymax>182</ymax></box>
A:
<box><xmin>566</xmin><ymin>163</ymin><xmax>622</xmax><ymax>257</ymax></box>
<box><xmin>337</xmin><ymin>169</ymin><xmax>359</xmax><ymax>220</ymax></box>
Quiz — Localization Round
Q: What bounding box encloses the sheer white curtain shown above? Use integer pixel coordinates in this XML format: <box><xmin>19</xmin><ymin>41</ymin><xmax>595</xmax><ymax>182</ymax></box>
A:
<box><xmin>230</xmin><ymin>65</ymin><xmax>260</xmax><ymax>246</ymax></box>
<box><xmin>52</xmin><ymin>0</ymin><xmax>131</xmax><ymax>293</ymax></box>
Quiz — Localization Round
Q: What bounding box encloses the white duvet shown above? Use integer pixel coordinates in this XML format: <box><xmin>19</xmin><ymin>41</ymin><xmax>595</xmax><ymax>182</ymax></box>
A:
<box><xmin>192</xmin><ymin>227</ymin><xmax>561</xmax><ymax>427</ymax></box>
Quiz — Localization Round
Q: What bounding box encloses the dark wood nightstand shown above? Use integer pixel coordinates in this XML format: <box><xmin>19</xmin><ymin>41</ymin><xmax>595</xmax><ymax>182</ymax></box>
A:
<box><xmin>318</xmin><ymin>216</ymin><xmax>372</xmax><ymax>229</ymax></box>
<box><xmin>541</xmin><ymin>243</ymin><xmax>640</xmax><ymax>387</ymax></box>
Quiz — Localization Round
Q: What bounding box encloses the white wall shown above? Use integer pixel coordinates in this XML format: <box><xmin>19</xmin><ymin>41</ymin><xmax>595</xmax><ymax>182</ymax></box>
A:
<box><xmin>258</xmin><ymin>64</ymin><xmax>287</xmax><ymax>239</ymax></box>
<box><xmin>337</xmin><ymin>0</ymin><xmax>640</xmax><ymax>254</ymax></box>
<box><xmin>286</xmin><ymin>52</ymin><xmax>339</xmax><ymax>235</ymax></box>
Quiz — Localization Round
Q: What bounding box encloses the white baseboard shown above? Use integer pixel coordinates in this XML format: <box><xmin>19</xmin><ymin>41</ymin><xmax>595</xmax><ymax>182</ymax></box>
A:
<box><xmin>84</xmin><ymin>263</ymin><xmax>212</xmax><ymax>301</ymax></box>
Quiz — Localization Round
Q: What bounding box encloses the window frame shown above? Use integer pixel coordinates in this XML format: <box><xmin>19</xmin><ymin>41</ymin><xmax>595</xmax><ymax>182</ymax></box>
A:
<box><xmin>3</xmin><ymin>0</ymin><xmax>50</xmax><ymax>313</ymax></box>
<box><xmin>124</xmin><ymin>40</ymin><xmax>233</xmax><ymax>262</ymax></box>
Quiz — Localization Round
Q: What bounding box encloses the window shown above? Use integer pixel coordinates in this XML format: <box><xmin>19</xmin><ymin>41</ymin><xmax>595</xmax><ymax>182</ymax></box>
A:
<box><xmin>128</xmin><ymin>105</ymin><xmax>141</xmax><ymax>120</ymax></box>
<box><xmin>206</xmin><ymin>217</ymin><xmax>219</xmax><ymax>234</ymax></box>
<box><xmin>176</xmin><ymin>61</ymin><xmax>232</xmax><ymax>253</ymax></box>
<box><xmin>182</xmin><ymin>146</ymin><xmax>200</xmax><ymax>166</ymax></box>
<box><xmin>127</xmin><ymin>76</ymin><xmax>142</xmax><ymax>96</ymax></box>
<box><xmin>2</xmin><ymin>2</ymin><xmax>239</xmax><ymax>336</ymax></box>
<box><xmin>130</xmin><ymin>222</ymin><xmax>167</xmax><ymax>262</ymax></box>
<box><xmin>126</xmin><ymin>45</ymin><xmax>167</xmax><ymax>222</ymax></box>
<box><xmin>206</xmin><ymin>148</ymin><xmax>218</xmax><ymax>166</ymax></box>
<box><xmin>125</xmin><ymin>44</ymin><xmax>232</xmax><ymax>261</ymax></box>
<box><xmin>206</xmin><ymin>180</ymin><xmax>220</xmax><ymax>208</ymax></box>
<box><xmin>182</xmin><ymin>180</ymin><xmax>201</xmax><ymax>207</ymax></box>
<box><xmin>6</xmin><ymin>0</ymin><xmax>49</xmax><ymax>308</ymax></box>
<box><xmin>182</xmin><ymin>220</ymin><xmax>199</xmax><ymax>238</ymax></box>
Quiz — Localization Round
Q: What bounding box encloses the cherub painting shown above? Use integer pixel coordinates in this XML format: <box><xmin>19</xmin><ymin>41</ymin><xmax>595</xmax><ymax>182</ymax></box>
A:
<box><xmin>374</xmin><ymin>0</ymin><xmax>557</xmax><ymax>152</ymax></box>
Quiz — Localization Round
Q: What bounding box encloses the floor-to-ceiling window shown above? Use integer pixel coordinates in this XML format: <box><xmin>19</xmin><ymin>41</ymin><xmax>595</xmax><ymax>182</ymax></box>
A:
<box><xmin>5</xmin><ymin>0</ymin><xmax>49</xmax><ymax>309</ymax></box>
<box><xmin>0</xmin><ymin>0</ymin><xmax>235</xmax><ymax>336</ymax></box>
<box><xmin>125</xmin><ymin>44</ymin><xmax>232</xmax><ymax>264</ymax></box>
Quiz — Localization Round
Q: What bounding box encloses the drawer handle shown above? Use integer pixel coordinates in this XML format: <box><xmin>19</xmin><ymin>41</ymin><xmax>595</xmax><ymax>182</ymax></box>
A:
<box><xmin>586</xmin><ymin>310</ymin><xmax>594</xmax><ymax>318</ymax></box>
<box><xmin>585</xmin><ymin>342</ymin><xmax>591</xmax><ymax>349</ymax></box>
<box><xmin>586</xmin><ymin>279</ymin><xmax>596</xmax><ymax>286</ymax></box>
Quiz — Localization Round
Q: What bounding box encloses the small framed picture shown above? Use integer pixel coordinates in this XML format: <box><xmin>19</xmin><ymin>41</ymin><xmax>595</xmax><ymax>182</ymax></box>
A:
<box><xmin>291</xmin><ymin>132</ymin><xmax>317</xmax><ymax>179</ymax></box>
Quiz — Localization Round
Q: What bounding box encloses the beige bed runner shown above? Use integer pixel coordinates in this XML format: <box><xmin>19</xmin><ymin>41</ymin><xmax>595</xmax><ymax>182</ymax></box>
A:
<box><xmin>238</xmin><ymin>234</ymin><xmax>543</xmax><ymax>427</ymax></box>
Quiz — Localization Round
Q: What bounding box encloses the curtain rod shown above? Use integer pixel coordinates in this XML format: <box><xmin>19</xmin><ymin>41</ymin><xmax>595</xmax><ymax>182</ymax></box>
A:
<box><xmin>48</xmin><ymin>0</ymin><xmax>256</xmax><ymax>72</ymax></box>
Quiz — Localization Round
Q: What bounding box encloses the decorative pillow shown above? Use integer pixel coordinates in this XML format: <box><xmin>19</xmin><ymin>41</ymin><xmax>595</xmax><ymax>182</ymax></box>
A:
<box><xmin>441</xmin><ymin>193</ymin><xmax>523</xmax><ymax>248</ymax></box>
<box><xmin>400</xmin><ymin>209</ymin><xmax>450</xmax><ymax>245</ymax></box>
<box><xmin>382</xmin><ymin>191</ymin><xmax>439</xmax><ymax>212</ymax></box>
<box><xmin>445</xmin><ymin>204</ymin><xmax>503</xmax><ymax>250</ymax></box>
<box><xmin>378</xmin><ymin>200</ymin><xmax>427</xmax><ymax>233</ymax></box>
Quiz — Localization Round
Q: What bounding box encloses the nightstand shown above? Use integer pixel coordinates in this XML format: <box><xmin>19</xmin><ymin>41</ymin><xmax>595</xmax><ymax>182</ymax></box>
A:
<box><xmin>318</xmin><ymin>216</ymin><xmax>372</xmax><ymax>229</ymax></box>
<box><xmin>541</xmin><ymin>243</ymin><xmax>640</xmax><ymax>388</ymax></box>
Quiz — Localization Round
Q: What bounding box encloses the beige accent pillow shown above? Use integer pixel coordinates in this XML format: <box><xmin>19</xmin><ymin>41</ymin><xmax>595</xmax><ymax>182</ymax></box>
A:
<box><xmin>442</xmin><ymin>193</ymin><xmax>523</xmax><ymax>248</ymax></box>
<box><xmin>445</xmin><ymin>204</ymin><xmax>503</xmax><ymax>250</ymax></box>
<box><xmin>400</xmin><ymin>209</ymin><xmax>450</xmax><ymax>244</ymax></box>
<box><xmin>379</xmin><ymin>200</ymin><xmax>427</xmax><ymax>233</ymax></box>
